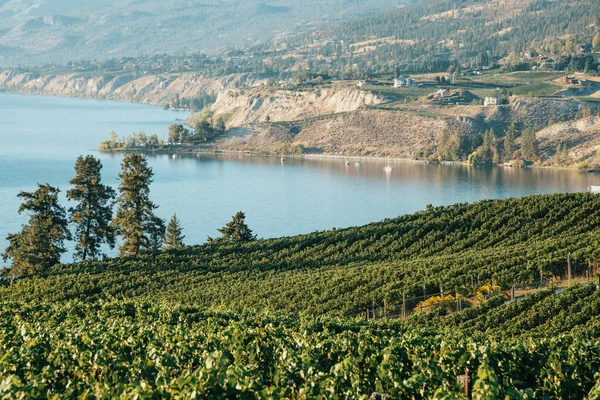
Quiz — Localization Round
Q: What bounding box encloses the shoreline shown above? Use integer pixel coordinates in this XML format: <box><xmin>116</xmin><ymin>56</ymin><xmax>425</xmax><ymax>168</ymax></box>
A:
<box><xmin>99</xmin><ymin>147</ymin><xmax>600</xmax><ymax>173</ymax></box>
<box><xmin>0</xmin><ymin>88</ymin><xmax>193</xmax><ymax>112</ymax></box>
<box><xmin>1</xmin><ymin>90</ymin><xmax>595</xmax><ymax>174</ymax></box>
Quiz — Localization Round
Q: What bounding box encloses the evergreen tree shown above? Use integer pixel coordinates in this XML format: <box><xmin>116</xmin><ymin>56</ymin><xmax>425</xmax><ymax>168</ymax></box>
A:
<box><xmin>2</xmin><ymin>184</ymin><xmax>71</xmax><ymax>274</ymax></box>
<box><xmin>218</xmin><ymin>211</ymin><xmax>255</xmax><ymax>242</ymax></box>
<box><xmin>67</xmin><ymin>155</ymin><xmax>116</xmax><ymax>261</ymax></box>
<box><xmin>164</xmin><ymin>213</ymin><xmax>185</xmax><ymax>250</ymax></box>
<box><xmin>521</xmin><ymin>126</ymin><xmax>539</xmax><ymax>162</ymax></box>
<box><xmin>503</xmin><ymin>127</ymin><xmax>516</xmax><ymax>162</ymax></box>
<box><xmin>482</xmin><ymin>128</ymin><xmax>497</xmax><ymax>163</ymax></box>
<box><xmin>112</xmin><ymin>153</ymin><xmax>165</xmax><ymax>256</ymax></box>
<box><xmin>556</xmin><ymin>143</ymin><xmax>569</xmax><ymax>164</ymax></box>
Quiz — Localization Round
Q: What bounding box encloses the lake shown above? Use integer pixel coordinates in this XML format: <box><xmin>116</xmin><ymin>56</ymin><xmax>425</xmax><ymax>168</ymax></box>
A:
<box><xmin>1</xmin><ymin>92</ymin><xmax>599</xmax><ymax>263</ymax></box>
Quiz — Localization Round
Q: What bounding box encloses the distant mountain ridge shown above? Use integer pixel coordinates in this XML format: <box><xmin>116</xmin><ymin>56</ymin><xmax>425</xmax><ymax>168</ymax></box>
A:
<box><xmin>0</xmin><ymin>0</ymin><xmax>408</xmax><ymax>66</ymax></box>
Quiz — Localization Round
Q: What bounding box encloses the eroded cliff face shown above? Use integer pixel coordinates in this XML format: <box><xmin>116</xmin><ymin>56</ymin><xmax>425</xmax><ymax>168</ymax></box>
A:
<box><xmin>536</xmin><ymin>116</ymin><xmax>600</xmax><ymax>161</ymax></box>
<box><xmin>0</xmin><ymin>70</ymin><xmax>268</xmax><ymax>106</ymax></box>
<box><xmin>0</xmin><ymin>70</ymin><xmax>383</xmax><ymax>128</ymax></box>
<box><xmin>209</xmin><ymin>87</ymin><xmax>384</xmax><ymax>126</ymax></box>
<box><xmin>216</xmin><ymin>109</ymin><xmax>477</xmax><ymax>158</ymax></box>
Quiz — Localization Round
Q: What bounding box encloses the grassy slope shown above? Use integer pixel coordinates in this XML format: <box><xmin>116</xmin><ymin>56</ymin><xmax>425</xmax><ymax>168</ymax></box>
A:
<box><xmin>3</xmin><ymin>193</ymin><xmax>600</xmax><ymax>397</ymax></box>
<box><xmin>3</xmin><ymin>193</ymin><xmax>600</xmax><ymax>316</ymax></box>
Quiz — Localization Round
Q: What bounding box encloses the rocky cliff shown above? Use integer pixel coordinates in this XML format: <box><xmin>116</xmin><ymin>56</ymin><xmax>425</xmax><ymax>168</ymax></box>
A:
<box><xmin>0</xmin><ymin>70</ymin><xmax>267</xmax><ymax>106</ymax></box>
<box><xmin>209</xmin><ymin>87</ymin><xmax>384</xmax><ymax>127</ymax></box>
<box><xmin>536</xmin><ymin>116</ymin><xmax>600</xmax><ymax>162</ymax></box>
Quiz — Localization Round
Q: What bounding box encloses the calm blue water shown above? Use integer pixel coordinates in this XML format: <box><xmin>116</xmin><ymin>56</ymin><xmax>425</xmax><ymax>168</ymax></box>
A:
<box><xmin>1</xmin><ymin>92</ymin><xmax>599</xmax><ymax>264</ymax></box>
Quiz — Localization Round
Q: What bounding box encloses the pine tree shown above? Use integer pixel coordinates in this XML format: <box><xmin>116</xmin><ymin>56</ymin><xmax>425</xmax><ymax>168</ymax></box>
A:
<box><xmin>503</xmin><ymin>131</ymin><xmax>515</xmax><ymax>162</ymax></box>
<box><xmin>560</xmin><ymin>143</ymin><xmax>569</xmax><ymax>164</ymax></box>
<box><xmin>521</xmin><ymin>126</ymin><xmax>539</xmax><ymax>162</ymax></box>
<box><xmin>2</xmin><ymin>184</ymin><xmax>71</xmax><ymax>274</ymax></box>
<box><xmin>67</xmin><ymin>156</ymin><xmax>116</xmax><ymax>261</ymax></box>
<box><xmin>502</xmin><ymin>124</ymin><xmax>517</xmax><ymax>162</ymax></box>
<box><xmin>218</xmin><ymin>211</ymin><xmax>256</xmax><ymax>242</ymax></box>
<box><xmin>112</xmin><ymin>153</ymin><xmax>165</xmax><ymax>256</ymax></box>
<box><xmin>164</xmin><ymin>213</ymin><xmax>185</xmax><ymax>250</ymax></box>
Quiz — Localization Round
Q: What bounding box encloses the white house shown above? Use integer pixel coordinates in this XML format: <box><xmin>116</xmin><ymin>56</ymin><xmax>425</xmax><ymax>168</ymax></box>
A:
<box><xmin>394</xmin><ymin>77</ymin><xmax>418</xmax><ymax>88</ymax></box>
<box><xmin>484</xmin><ymin>97</ymin><xmax>500</xmax><ymax>107</ymax></box>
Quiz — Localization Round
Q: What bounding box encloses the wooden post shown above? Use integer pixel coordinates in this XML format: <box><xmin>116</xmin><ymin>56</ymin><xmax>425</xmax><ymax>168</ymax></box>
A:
<box><xmin>588</xmin><ymin>268</ymin><xmax>591</xmax><ymax>284</ymax></box>
<box><xmin>366</xmin><ymin>308</ymin><xmax>369</xmax><ymax>320</ymax></box>
<box><xmin>568</xmin><ymin>253</ymin><xmax>572</xmax><ymax>284</ymax></box>
<box><xmin>511</xmin><ymin>285</ymin><xmax>515</xmax><ymax>302</ymax></box>
<box><xmin>458</xmin><ymin>369</ymin><xmax>471</xmax><ymax>399</ymax></box>
<box><xmin>440</xmin><ymin>285</ymin><xmax>444</xmax><ymax>298</ymax></box>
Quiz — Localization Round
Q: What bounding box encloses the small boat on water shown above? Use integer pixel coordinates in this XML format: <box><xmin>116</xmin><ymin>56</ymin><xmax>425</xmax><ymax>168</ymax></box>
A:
<box><xmin>345</xmin><ymin>161</ymin><xmax>350</xmax><ymax>166</ymax></box>
<box><xmin>384</xmin><ymin>166</ymin><xmax>394</xmax><ymax>172</ymax></box>
<box><xmin>355</xmin><ymin>162</ymin><xmax>362</xmax><ymax>166</ymax></box>
<box><xmin>172</xmin><ymin>154</ymin><xmax>177</xmax><ymax>160</ymax></box>
<box><xmin>281</xmin><ymin>157</ymin><xmax>285</xmax><ymax>163</ymax></box>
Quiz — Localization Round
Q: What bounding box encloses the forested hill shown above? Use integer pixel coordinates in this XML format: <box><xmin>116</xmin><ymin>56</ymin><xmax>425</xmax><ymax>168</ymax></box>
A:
<box><xmin>288</xmin><ymin>0</ymin><xmax>600</xmax><ymax>74</ymax></box>
<box><xmin>3</xmin><ymin>192</ymin><xmax>600</xmax><ymax>315</ymax></box>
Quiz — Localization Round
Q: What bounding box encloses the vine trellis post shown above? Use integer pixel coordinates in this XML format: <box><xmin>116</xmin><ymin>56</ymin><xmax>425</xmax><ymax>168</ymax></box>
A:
<box><xmin>402</xmin><ymin>292</ymin><xmax>406</xmax><ymax>320</ymax></box>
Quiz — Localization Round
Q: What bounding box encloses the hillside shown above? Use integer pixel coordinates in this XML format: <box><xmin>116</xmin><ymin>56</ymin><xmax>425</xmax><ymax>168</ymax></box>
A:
<box><xmin>3</xmin><ymin>193</ymin><xmax>600</xmax><ymax>314</ymax></box>
<box><xmin>537</xmin><ymin>116</ymin><xmax>600</xmax><ymax>163</ymax></box>
<box><xmin>209</xmin><ymin>88</ymin><xmax>600</xmax><ymax>161</ymax></box>
<box><xmin>286</xmin><ymin>0</ymin><xmax>600</xmax><ymax>75</ymax></box>
<box><xmin>0</xmin><ymin>0</ymin><xmax>409</xmax><ymax>66</ymax></box>
<box><xmin>3</xmin><ymin>193</ymin><xmax>600</xmax><ymax>397</ymax></box>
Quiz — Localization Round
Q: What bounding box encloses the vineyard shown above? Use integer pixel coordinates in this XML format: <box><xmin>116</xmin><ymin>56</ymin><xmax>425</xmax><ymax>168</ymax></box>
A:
<box><xmin>2</xmin><ymin>193</ymin><xmax>600</xmax><ymax>397</ymax></box>
<box><xmin>2</xmin><ymin>288</ymin><xmax>600</xmax><ymax>398</ymax></box>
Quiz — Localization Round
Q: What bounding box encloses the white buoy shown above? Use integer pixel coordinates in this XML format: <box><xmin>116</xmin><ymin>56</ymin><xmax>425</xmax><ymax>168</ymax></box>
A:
<box><xmin>355</xmin><ymin>162</ymin><xmax>362</xmax><ymax>166</ymax></box>
<box><xmin>172</xmin><ymin>154</ymin><xmax>177</xmax><ymax>160</ymax></box>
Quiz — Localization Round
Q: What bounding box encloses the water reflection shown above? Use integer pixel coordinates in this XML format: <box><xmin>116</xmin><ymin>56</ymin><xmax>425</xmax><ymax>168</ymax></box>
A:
<box><xmin>152</xmin><ymin>152</ymin><xmax>599</xmax><ymax>197</ymax></box>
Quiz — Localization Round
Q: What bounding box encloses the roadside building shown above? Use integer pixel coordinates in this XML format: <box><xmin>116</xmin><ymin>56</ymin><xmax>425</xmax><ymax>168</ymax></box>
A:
<box><xmin>484</xmin><ymin>97</ymin><xmax>500</xmax><ymax>107</ymax></box>
<box><xmin>394</xmin><ymin>76</ymin><xmax>418</xmax><ymax>88</ymax></box>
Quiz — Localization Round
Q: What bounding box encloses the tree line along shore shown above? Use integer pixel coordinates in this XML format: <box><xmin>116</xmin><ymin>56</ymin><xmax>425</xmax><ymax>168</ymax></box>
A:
<box><xmin>1</xmin><ymin>154</ymin><xmax>255</xmax><ymax>275</ymax></box>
